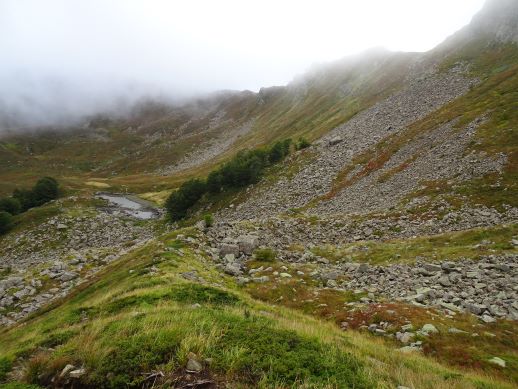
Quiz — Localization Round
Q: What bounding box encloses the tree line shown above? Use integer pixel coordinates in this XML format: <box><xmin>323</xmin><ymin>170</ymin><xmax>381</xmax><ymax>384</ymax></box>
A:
<box><xmin>166</xmin><ymin>138</ymin><xmax>303</xmax><ymax>221</ymax></box>
<box><xmin>0</xmin><ymin>177</ymin><xmax>59</xmax><ymax>234</ymax></box>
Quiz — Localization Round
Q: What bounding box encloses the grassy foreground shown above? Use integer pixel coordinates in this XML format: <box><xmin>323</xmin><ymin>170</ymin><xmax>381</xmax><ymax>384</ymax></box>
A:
<box><xmin>0</xmin><ymin>228</ymin><xmax>515</xmax><ymax>388</ymax></box>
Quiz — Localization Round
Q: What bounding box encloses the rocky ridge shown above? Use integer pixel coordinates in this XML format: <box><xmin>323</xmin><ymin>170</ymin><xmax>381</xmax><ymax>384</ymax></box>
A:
<box><xmin>209</xmin><ymin>205</ymin><xmax>518</xmax><ymax>251</ymax></box>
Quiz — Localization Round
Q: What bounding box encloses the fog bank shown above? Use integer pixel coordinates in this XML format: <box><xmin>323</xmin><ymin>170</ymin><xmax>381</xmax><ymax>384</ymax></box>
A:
<box><xmin>0</xmin><ymin>0</ymin><xmax>485</xmax><ymax>130</ymax></box>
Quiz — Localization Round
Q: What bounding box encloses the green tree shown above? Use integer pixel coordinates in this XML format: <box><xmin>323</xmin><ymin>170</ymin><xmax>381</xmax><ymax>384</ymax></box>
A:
<box><xmin>31</xmin><ymin>177</ymin><xmax>59</xmax><ymax>206</ymax></box>
<box><xmin>0</xmin><ymin>197</ymin><xmax>21</xmax><ymax>215</ymax></box>
<box><xmin>12</xmin><ymin>188</ymin><xmax>35</xmax><ymax>211</ymax></box>
<box><xmin>0</xmin><ymin>211</ymin><xmax>13</xmax><ymax>234</ymax></box>
<box><xmin>166</xmin><ymin>179</ymin><xmax>207</xmax><ymax>221</ymax></box>
<box><xmin>268</xmin><ymin>141</ymin><xmax>284</xmax><ymax>163</ymax></box>
<box><xmin>206</xmin><ymin>171</ymin><xmax>222</xmax><ymax>194</ymax></box>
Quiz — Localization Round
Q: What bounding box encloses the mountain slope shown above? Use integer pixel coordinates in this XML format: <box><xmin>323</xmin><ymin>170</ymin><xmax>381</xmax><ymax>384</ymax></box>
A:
<box><xmin>0</xmin><ymin>227</ymin><xmax>515</xmax><ymax>389</ymax></box>
<box><xmin>1</xmin><ymin>0</ymin><xmax>518</xmax><ymax>388</ymax></box>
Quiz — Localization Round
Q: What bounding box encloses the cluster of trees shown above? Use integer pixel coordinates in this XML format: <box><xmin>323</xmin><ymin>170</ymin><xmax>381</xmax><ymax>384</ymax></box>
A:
<box><xmin>0</xmin><ymin>177</ymin><xmax>59</xmax><ymax>235</ymax></box>
<box><xmin>166</xmin><ymin>139</ymin><xmax>292</xmax><ymax>221</ymax></box>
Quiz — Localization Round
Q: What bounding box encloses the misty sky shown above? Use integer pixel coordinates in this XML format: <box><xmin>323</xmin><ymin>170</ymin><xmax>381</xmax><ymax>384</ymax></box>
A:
<box><xmin>0</xmin><ymin>0</ymin><xmax>485</xmax><ymax>128</ymax></box>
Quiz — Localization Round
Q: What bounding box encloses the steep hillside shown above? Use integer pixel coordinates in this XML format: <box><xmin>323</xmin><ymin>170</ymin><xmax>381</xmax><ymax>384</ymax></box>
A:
<box><xmin>0</xmin><ymin>51</ymin><xmax>416</xmax><ymax>196</ymax></box>
<box><xmin>1</xmin><ymin>0</ymin><xmax>518</xmax><ymax>388</ymax></box>
<box><xmin>0</xmin><ymin>226</ymin><xmax>516</xmax><ymax>389</ymax></box>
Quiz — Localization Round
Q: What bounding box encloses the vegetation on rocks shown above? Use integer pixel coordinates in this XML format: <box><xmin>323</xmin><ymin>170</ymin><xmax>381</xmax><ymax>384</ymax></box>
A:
<box><xmin>166</xmin><ymin>140</ymin><xmax>292</xmax><ymax>221</ymax></box>
<box><xmin>0</xmin><ymin>198</ymin><xmax>21</xmax><ymax>215</ymax></box>
<box><xmin>13</xmin><ymin>177</ymin><xmax>59</xmax><ymax>212</ymax></box>
<box><xmin>0</xmin><ymin>177</ymin><xmax>59</xmax><ymax>235</ymax></box>
<box><xmin>296</xmin><ymin>137</ymin><xmax>311</xmax><ymax>150</ymax></box>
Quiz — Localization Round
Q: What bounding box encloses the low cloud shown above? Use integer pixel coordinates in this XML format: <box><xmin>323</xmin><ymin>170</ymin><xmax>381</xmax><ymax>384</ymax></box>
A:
<box><xmin>0</xmin><ymin>0</ymin><xmax>485</xmax><ymax>131</ymax></box>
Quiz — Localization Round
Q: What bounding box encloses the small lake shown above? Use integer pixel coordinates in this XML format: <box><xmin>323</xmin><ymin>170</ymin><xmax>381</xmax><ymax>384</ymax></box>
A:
<box><xmin>97</xmin><ymin>193</ymin><xmax>159</xmax><ymax>220</ymax></box>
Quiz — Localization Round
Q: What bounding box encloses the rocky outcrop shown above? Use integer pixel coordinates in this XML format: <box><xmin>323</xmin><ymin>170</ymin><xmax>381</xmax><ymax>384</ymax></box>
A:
<box><xmin>336</xmin><ymin>255</ymin><xmax>518</xmax><ymax>321</ymax></box>
<box><xmin>207</xmin><ymin>205</ymin><xmax>517</xmax><ymax>253</ymax></box>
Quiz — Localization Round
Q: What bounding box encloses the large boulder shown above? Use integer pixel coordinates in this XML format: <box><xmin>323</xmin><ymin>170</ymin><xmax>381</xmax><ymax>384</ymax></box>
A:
<box><xmin>219</xmin><ymin>243</ymin><xmax>240</xmax><ymax>257</ymax></box>
<box><xmin>237</xmin><ymin>235</ymin><xmax>259</xmax><ymax>255</ymax></box>
<box><xmin>328</xmin><ymin>136</ymin><xmax>343</xmax><ymax>146</ymax></box>
<box><xmin>224</xmin><ymin>263</ymin><xmax>243</xmax><ymax>276</ymax></box>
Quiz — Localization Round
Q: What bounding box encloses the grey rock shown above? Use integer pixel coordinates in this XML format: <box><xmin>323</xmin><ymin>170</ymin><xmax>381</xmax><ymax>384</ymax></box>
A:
<box><xmin>60</xmin><ymin>272</ymin><xmax>78</xmax><ymax>282</ymax></box>
<box><xmin>237</xmin><ymin>235</ymin><xmax>259</xmax><ymax>255</ymax></box>
<box><xmin>396</xmin><ymin>331</ymin><xmax>415</xmax><ymax>344</ymax></box>
<box><xmin>423</xmin><ymin>263</ymin><xmax>441</xmax><ymax>272</ymax></box>
<box><xmin>186</xmin><ymin>358</ymin><xmax>203</xmax><ymax>373</ymax></box>
<box><xmin>448</xmin><ymin>327</ymin><xmax>469</xmax><ymax>334</ymax></box>
<box><xmin>69</xmin><ymin>368</ymin><xmax>86</xmax><ymax>378</ymax></box>
<box><xmin>488</xmin><ymin>357</ymin><xmax>506</xmax><ymax>368</ymax></box>
<box><xmin>224</xmin><ymin>264</ymin><xmax>242</xmax><ymax>276</ymax></box>
<box><xmin>328</xmin><ymin>136</ymin><xmax>343</xmax><ymax>146</ymax></box>
<box><xmin>466</xmin><ymin>303</ymin><xmax>487</xmax><ymax>315</ymax></box>
<box><xmin>438</xmin><ymin>276</ymin><xmax>452</xmax><ymax>287</ymax></box>
<box><xmin>481</xmin><ymin>314</ymin><xmax>496</xmax><ymax>323</ymax></box>
<box><xmin>219</xmin><ymin>243</ymin><xmax>240</xmax><ymax>257</ymax></box>
<box><xmin>252</xmin><ymin>276</ymin><xmax>270</xmax><ymax>283</ymax></box>
<box><xmin>421</xmin><ymin>324</ymin><xmax>439</xmax><ymax>334</ymax></box>
<box><xmin>357</xmin><ymin>263</ymin><xmax>369</xmax><ymax>273</ymax></box>
<box><xmin>60</xmin><ymin>364</ymin><xmax>76</xmax><ymax>378</ymax></box>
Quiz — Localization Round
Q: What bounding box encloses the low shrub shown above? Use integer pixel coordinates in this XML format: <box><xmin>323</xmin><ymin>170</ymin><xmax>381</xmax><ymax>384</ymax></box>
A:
<box><xmin>254</xmin><ymin>248</ymin><xmax>277</xmax><ymax>262</ymax></box>
<box><xmin>296</xmin><ymin>137</ymin><xmax>311</xmax><ymax>150</ymax></box>
<box><xmin>0</xmin><ymin>356</ymin><xmax>13</xmax><ymax>381</ymax></box>
<box><xmin>203</xmin><ymin>213</ymin><xmax>214</xmax><ymax>227</ymax></box>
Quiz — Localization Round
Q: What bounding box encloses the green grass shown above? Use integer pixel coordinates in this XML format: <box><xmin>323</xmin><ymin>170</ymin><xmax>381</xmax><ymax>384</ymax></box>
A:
<box><xmin>310</xmin><ymin>224</ymin><xmax>517</xmax><ymax>265</ymax></box>
<box><xmin>254</xmin><ymin>247</ymin><xmax>277</xmax><ymax>262</ymax></box>
<box><xmin>0</xmin><ymin>234</ymin><xmax>370</xmax><ymax>388</ymax></box>
<box><xmin>0</xmin><ymin>229</ymin><xmax>514</xmax><ymax>388</ymax></box>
